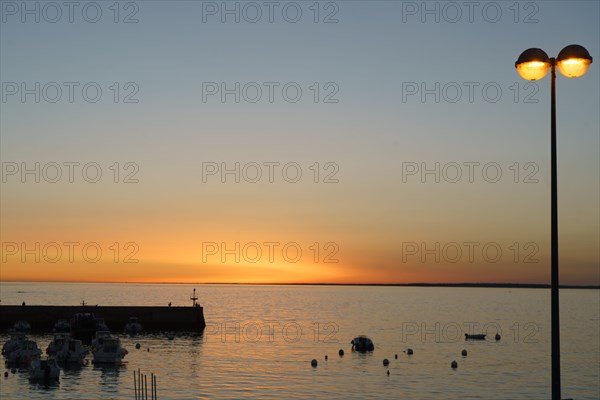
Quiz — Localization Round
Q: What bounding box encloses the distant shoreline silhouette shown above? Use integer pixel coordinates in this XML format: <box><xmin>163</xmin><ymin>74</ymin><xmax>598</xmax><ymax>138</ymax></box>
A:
<box><xmin>2</xmin><ymin>281</ymin><xmax>597</xmax><ymax>289</ymax></box>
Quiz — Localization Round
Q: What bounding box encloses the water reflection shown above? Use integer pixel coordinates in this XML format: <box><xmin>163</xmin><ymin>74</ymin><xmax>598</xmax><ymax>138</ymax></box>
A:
<box><xmin>93</xmin><ymin>363</ymin><xmax>125</xmax><ymax>391</ymax></box>
<box><xmin>61</xmin><ymin>361</ymin><xmax>86</xmax><ymax>379</ymax></box>
<box><xmin>28</xmin><ymin>379</ymin><xmax>60</xmax><ymax>391</ymax></box>
<box><xmin>188</xmin><ymin>332</ymin><xmax>204</xmax><ymax>378</ymax></box>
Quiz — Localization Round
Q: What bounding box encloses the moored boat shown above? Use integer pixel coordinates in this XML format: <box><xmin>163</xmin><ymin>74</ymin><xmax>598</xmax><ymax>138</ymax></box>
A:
<box><xmin>13</xmin><ymin>320</ymin><xmax>31</xmax><ymax>333</ymax></box>
<box><xmin>92</xmin><ymin>331</ymin><xmax>112</xmax><ymax>349</ymax></box>
<box><xmin>1</xmin><ymin>331</ymin><xmax>26</xmax><ymax>357</ymax></box>
<box><xmin>351</xmin><ymin>335</ymin><xmax>375</xmax><ymax>352</ymax></box>
<box><xmin>92</xmin><ymin>333</ymin><xmax>127</xmax><ymax>364</ymax></box>
<box><xmin>124</xmin><ymin>317</ymin><xmax>143</xmax><ymax>335</ymax></box>
<box><xmin>4</xmin><ymin>339</ymin><xmax>41</xmax><ymax>365</ymax></box>
<box><xmin>46</xmin><ymin>334</ymin><xmax>89</xmax><ymax>364</ymax></box>
<box><xmin>465</xmin><ymin>334</ymin><xmax>486</xmax><ymax>340</ymax></box>
<box><xmin>53</xmin><ymin>319</ymin><xmax>71</xmax><ymax>333</ymax></box>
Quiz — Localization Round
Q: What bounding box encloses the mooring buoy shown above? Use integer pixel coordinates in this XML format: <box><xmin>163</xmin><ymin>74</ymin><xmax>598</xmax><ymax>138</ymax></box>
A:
<box><xmin>338</xmin><ymin>349</ymin><xmax>344</xmax><ymax>356</ymax></box>
<box><xmin>461</xmin><ymin>349</ymin><xmax>467</xmax><ymax>356</ymax></box>
<box><xmin>451</xmin><ymin>360</ymin><xmax>458</xmax><ymax>369</ymax></box>
<box><xmin>406</xmin><ymin>348</ymin><xmax>413</xmax><ymax>355</ymax></box>
<box><xmin>495</xmin><ymin>333</ymin><xmax>501</xmax><ymax>341</ymax></box>
<box><xmin>383</xmin><ymin>358</ymin><xmax>389</xmax><ymax>366</ymax></box>
<box><xmin>311</xmin><ymin>359</ymin><xmax>318</xmax><ymax>367</ymax></box>
<box><xmin>136</xmin><ymin>343</ymin><xmax>141</xmax><ymax>349</ymax></box>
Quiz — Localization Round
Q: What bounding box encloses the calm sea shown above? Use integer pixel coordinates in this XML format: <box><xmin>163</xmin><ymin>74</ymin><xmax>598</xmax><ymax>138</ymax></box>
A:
<box><xmin>0</xmin><ymin>283</ymin><xmax>598</xmax><ymax>399</ymax></box>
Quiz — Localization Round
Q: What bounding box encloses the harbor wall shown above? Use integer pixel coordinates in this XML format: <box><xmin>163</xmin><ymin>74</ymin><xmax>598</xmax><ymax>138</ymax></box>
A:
<box><xmin>0</xmin><ymin>305</ymin><xmax>206</xmax><ymax>333</ymax></box>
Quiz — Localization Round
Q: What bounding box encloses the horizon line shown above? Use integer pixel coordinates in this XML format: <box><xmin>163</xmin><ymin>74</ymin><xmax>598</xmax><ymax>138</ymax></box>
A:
<box><xmin>1</xmin><ymin>280</ymin><xmax>598</xmax><ymax>289</ymax></box>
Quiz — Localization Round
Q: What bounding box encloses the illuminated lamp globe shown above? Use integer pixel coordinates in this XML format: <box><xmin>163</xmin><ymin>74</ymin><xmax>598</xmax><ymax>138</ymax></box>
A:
<box><xmin>515</xmin><ymin>48</ymin><xmax>551</xmax><ymax>81</ymax></box>
<box><xmin>556</xmin><ymin>44</ymin><xmax>593</xmax><ymax>78</ymax></box>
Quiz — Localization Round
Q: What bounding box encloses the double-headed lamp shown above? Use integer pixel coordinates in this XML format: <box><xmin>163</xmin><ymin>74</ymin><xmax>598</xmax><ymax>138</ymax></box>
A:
<box><xmin>515</xmin><ymin>45</ymin><xmax>593</xmax><ymax>81</ymax></box>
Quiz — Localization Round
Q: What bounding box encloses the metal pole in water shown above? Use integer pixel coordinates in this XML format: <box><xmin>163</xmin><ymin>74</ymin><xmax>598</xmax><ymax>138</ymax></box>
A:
<box><xmin>145</xmin><ymin>374</ymin><xmax>148</xmax><ymax>400</ymax></box>
<box><xmin>151</xmin><ymin>373</ymin><xmax>154</xmax><ymax>400</ymax></box>
<box><xmin>134</xmin><ymin>370</ymin><xmax>137</xmax><ymax>400</ymax></box>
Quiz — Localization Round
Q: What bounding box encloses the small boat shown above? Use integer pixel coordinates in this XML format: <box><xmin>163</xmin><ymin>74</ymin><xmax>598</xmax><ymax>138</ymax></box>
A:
<box><xmin>92</xmin><ymin>334</ymin><xmax>127</xmax><ymax>364</ymax></box>
<box><xmin>351</xmin><ymin>335</ymin><xmax>375</xmax><ymax>352</ymax></box>
<box><xmin>29</xmin><ymin>358</ymin><xmax>60</xmax><ymax>382</ymax></box>
<box><xmin>465</xmin><ymin>334</ymin><xmax>486</xmax><ymax>340</ymax></box>
<box><xmin>5</xmin><ymin>339</ymin><xmax>41</xmax><ymax>365</ymax></box>
<box><xmin>1</xmin><ymin>331</ymin><xmax>26</xmax><ymax>357</ymax></box>
<box><xmin>124</xmin><ymin>317</ymin><xmax>143</xmax><ymax>335</ymax></box>
<box><xmin>13</xmin><ymin>320</ymin><xmax>31</xmax><ymax>333</ymax></box>
<box><xmin>46</xmin><ymin>334</ymin><xmax>89</xmax><ymax>364</ymax></box>
<box><xmin>53</xmin><ymin>319</ymin><xmax>71</xmax><ymax>333</ymax></box>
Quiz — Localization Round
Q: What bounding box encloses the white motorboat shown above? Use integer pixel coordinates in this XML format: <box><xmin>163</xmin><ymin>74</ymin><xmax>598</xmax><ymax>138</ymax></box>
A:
<box><xmin>5</xmin><ymin>339</ymin><xmax>41</xmax><ymax>365</ymax></box>
<box><xmin>124</xmin><ymin>317</ymin><xmax>143</xmax><ymax>335</ymax></box>
<box><xmin>29</xmin><ymin>358</ymin><xmax>60</xmax><ymax>381</ymax></box>
<box><xmin>92</xmin><ymin>334</ymin><xmax>127</xmax><ymax>364</ymax></box>
<box><xmin>46</xmin><ymin>334</ymin><xmax>89</xmax><ymax>364</ymax></box>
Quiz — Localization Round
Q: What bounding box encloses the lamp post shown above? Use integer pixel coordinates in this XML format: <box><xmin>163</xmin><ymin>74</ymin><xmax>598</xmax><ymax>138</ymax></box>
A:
<box><xmin>515</xmin><ymin>45</ymin><xmax>593</xmax><ymax>400</ymax></box>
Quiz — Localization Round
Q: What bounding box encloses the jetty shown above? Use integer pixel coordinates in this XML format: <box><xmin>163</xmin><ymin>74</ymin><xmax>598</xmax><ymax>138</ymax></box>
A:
<box><xmin>0</xmin><ymin>304</ymin><xmax>206</xmax><ymax>333</ymax></box>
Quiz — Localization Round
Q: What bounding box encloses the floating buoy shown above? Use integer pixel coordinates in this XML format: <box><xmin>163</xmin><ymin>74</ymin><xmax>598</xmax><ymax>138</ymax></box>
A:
<box><xmin>4</xmin><ymin>371</ymin><xmax>8</xmax><ymax>378</ymax></box>
<box><xmin>338</xmin><ymin>349</ymin><xmax>344</xmax><ymax>356</ymax></box>
<box><xmin>406</xmin><ymin>348</ymin><xmax>413</xmax><ymax>355</ymax></box>
<box><xmin>495</xmin><ymin>333</ymin><xmax>501</xmax><ymax>341</ymax></box>
<box><xmin>386</xmin><ymin>370</ymin><xmax>390</xmax><ymax>376</ymax></box>
<box><xmin>135</xmin><ymin>343</ymin><xmax>141</xmax><ymax>349</ymax></box>
<box><xmin>325</xmin><ymin>355</ymin><xmax>328</xmax><ymax>360</ymax></box>
<box><xmin>461</xmin><ymin>349</ymin><xmax>467</xmax><ymax>356</ymax></box>
<box><xmin>147</xmin><ymin>348</ymin><xmax>150</xmax><ymax>352</ymax></box>
<box><xmin>383</xmin><ymin>358</ymin><xmax>389</xmax><ymax>366</ymax></box>
<box><xmin>451</xmin><ymin>360</ymin><xmax>458</xmax><ymax>369</ymax></box>
<box><xmin>311</xmin><ymin>359</ymin><xmax>318</xmax><ymax>367</ymax></box>
<box><xmin>394</xmin><ymin>354</ymin><xmax>398</xmax><ymax>359</ymax></box>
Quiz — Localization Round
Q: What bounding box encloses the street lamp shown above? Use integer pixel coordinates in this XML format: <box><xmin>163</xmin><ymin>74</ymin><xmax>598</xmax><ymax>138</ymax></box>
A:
<box><xmin>515</xmin><ymin>44</ymin><xmax>593</xmax><ymax>400</ymax></box>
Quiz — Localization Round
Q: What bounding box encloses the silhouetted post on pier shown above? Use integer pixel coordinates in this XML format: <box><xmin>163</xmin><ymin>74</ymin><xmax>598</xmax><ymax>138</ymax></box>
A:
<box><xmin>190</xmin><ymin>288</ymin><xmax>198</xmax><ymax>307</ymax></box>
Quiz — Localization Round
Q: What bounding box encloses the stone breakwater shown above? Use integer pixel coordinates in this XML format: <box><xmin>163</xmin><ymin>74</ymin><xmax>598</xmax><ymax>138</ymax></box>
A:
<box><xmin>0</xmin><ymin>305</ymin><xmax>206</xmax><ymax>332</ymax></box>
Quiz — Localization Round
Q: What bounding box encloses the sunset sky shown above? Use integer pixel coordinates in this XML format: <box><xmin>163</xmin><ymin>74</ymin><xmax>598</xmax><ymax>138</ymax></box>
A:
<box><xmin>1</xmin><ymin>1</ymin><xmax>598</xmax><ymax>285</ymax></box>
